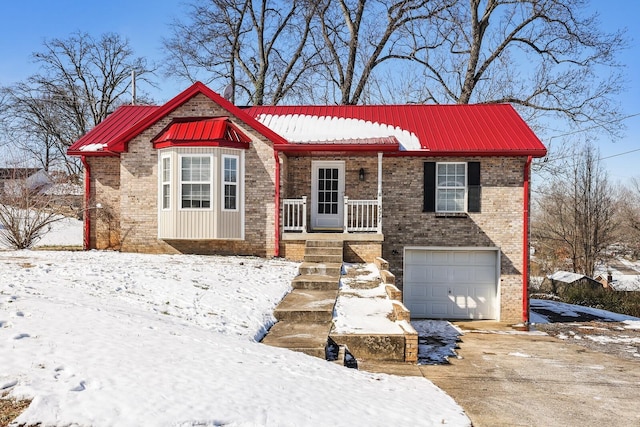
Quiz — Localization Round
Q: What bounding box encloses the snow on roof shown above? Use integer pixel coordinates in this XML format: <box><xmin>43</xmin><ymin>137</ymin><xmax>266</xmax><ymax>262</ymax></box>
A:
<box><xmin>256</xmin><ymin>113</ymin><xmax>421</xmax><ymax>150</ymax></box>
<box><xmin>78</xmin><ymin>142</ymin><xmax>108</xmax><ymax>152</ymax></box>
<box><xmin>247</xmin><ymin>103</ymin><xmax>547</xmax><ymax>156</ymax></box>
<box><xmin>548</xmin><ymin>271</ymin><xmax>586</xmax><ymax>283</ymax></box>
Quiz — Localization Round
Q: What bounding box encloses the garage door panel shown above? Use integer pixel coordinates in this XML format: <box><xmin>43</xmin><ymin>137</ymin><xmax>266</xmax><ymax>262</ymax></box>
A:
<box><xmin>407</xmin><ymin>284</ymin><xmax>428</xmax><ymax>298</ymax></box>
<box><xmin>452</xmin><ymin>267</ymin><xmax>473</xmax><ymax>282</ymax></box>
<box><xmin>453</xmin><ymin>251</ymin><xmax>472</xmax><ymax>264</ymax></box>
<box><xmin>430</xmin><ymin>251</ymin><xmax>450</xmax><ymax>265</ymax></box>
<box><xmin>404</xmin><ymin>249</ymin><xmax>498</xmax><ymax>320</ymax></box>
<box><xmin>430</xmin><ymin>302</ymin><xmax>450</xmax><ymax>317</ymax></box>
<box><xmin>406</xmin><ymin>250</ymin><xmax>428</xmax><ymax>264</ymax></box>
<box><xmin>473</xmin><ymin>251</ymin><xmax>497</xmax><ymax>266</ymax></box>
<box><xmin>430</xmin><ymin>284</ymin><xmax>449</xmax><ymax>298</ymax></box>
<box><xmin>474</xmin><ymin>266</ymin><xmax>496</xmax><ymax>282</ymax></box>
<box><xmin>430</xmin><ymin>266</ymin><xmax>450</xmax><ymax>282</ymax></box>
<box><xmin>406</xmin><ymin>266</ymin><xmax>428</xmax><ymax>282</ymax></box>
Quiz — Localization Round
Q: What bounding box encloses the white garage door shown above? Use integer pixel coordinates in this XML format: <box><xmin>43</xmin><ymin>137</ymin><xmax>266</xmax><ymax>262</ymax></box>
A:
<box><xmin>404</xmin><ymin>248</ymin><xmax>498</xmax><ymax>320</ymax></box>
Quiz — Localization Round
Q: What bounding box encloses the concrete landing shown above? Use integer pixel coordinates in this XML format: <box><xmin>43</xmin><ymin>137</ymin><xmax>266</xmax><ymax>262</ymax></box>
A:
<box><xmin>261</xmin><ymin>321</ymin><xmax>333</xmax><ymax>358</ymax></box>
<box><xmin>273</xmin><ymin>289</ymin><xmax>339</xmax><ymax>322</ymax></box>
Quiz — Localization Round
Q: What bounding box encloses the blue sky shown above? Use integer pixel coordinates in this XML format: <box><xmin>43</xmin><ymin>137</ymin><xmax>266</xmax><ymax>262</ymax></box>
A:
<box><xmin>1</xmin><ymin>1</ymin><xmax>639</xmax><ymax>181</ymax></box>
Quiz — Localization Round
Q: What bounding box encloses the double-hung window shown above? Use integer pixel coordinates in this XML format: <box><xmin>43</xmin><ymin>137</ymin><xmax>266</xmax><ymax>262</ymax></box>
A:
<box><xmin>181</xmin><ymin>156</ymin><xmax>212</xmax><ymax>209</ymax></box>
<box><xmin>222</xmin><ymin>155</ymin><xmax>238</xmax><ymax>211</ymax></box>
<box><xmin>436</xmin><ymin>163</ymin><xmax>466</xmax><ymax>212</ymax></box>
<box><xmin>161</xmin><ymin>156</ymin><xmax>171</xmax><ymax>210</ymax></box>
<box><xmin>424</xmin><ymin>161</ymin><xmax>481</xmax><ymax>213</ymax></box>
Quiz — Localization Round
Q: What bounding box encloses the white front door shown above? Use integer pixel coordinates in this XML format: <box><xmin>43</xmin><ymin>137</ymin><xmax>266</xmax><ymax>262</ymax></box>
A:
<box><xmin>311</xmin><ymin>161</ymin><xmax>345</xmax><ymax>230</ymax></box>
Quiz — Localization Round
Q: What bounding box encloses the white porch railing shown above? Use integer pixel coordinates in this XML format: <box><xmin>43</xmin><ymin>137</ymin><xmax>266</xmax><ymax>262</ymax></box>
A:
<box><xmin>344</xmin><ymin>197</ymin><xmax>381</xmax><ymax>233</ymax></box>
<box><xmin>281</xmin><ymin>196</ymin><xmax>382</xmax><ymax>233</ymax></box>
<box><xmin>282</xmin><ymin>196</ymin><xmax>307</xmax><ymax>232</ymax></box>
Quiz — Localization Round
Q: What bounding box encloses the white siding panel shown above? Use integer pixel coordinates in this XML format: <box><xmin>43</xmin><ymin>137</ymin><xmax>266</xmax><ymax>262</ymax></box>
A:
<box><xmin>157</xmin><ymin>147</ymin><xmax>244</xmax><ymax>240</ymax></box>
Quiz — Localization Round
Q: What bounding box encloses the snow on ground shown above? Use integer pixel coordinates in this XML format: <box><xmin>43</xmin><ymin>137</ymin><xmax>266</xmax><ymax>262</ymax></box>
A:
<box><xmin>33</xmin><ymin>216</ymin><xmax>83</xmax><ymax>247</ymax></box>
<box><xmin>0</xmin><ymin>250</ymin><xmax>470</xmax><ymax>426</ymax></box>
<box><xmin>530</xmin><ymin>299</ymin><xmax>639</xmax><ymax>324</ymax></box>
<box><xmin>333</xmin><ymin>263</ymin><xmax>408</xmax><ymax>334</ymax></box>
<box><xmin>0</xmin><ymin>214</ymin><xmax>83</xmax><ymax>249</ymax></box>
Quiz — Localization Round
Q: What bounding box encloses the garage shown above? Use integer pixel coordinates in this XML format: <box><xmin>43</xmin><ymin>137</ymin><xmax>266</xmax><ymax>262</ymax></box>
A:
<box><xmin>404</xmin><ymin>248</ymin><xmax>499</xmax><ymax>319</ymax></box>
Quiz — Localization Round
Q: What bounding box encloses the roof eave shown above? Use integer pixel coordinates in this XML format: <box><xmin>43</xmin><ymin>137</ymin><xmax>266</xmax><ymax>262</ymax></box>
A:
<box><xmin>274</xmin><ymin>143</ymin><xmax>400</xmax><ymax>153</ymax></box>
<box><xmin>67</xmin><ymin>149</ymin><xmax>120</xmax><ymax>157</ymax></box>
<box><xmin>387</xmin><ymin>148</ymin><xmax>547</xmax><ymax>158</ymax></box>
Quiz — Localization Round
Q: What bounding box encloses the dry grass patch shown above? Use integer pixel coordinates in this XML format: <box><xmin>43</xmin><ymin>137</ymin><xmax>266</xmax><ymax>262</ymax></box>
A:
<box><xmin>0</xmin><ymin>394</ymin><xmax>31</xmax><ymax>427</ymax></box>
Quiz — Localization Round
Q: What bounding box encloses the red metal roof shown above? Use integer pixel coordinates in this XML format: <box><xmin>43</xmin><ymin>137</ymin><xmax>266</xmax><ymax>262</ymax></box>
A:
<box><xmin>151</xmin><ymin>117</ymin><xmax>251</xmax><ymax>149</ymax></box>
<box><xmin>67</xmin><ymin>82</ymin><xmax>546</xmax><ymax>158</ymax></box>
<box><xmin>68</xmin><ymin>106</ymin><xmax>159</xmax><ymax>155</ymax></box>
<box><xmin>245</xmin><ymin>104</ymin><xmax>547</xmax><ymax>157</ymax></box>
<box><xmin>67</xmin><ymin>82</ymin><xmax>288</xmax><ymax>156</ymax></box>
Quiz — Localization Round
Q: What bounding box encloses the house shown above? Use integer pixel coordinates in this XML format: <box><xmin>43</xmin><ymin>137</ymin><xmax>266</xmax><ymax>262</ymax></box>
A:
<box><xmin>0</xmin><ymin>168</ymin><xmax>47</xmax><ymax>194</ymax></box>
<box><xmin>540</xmin><ymin>271</ymin><xmax>606</xmax><ymax>295</ymax></box>
<box><xmin>67</xmin><ymin>82</ymin><xmax>547</xmax><ymax>324</ymax></box>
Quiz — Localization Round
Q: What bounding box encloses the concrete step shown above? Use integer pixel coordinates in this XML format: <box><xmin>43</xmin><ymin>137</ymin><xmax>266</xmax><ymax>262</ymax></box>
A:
<box><xmin>304</xmin><ymin>254</ymin><xmax>343</xmax><ymax>264</ymax></box>
<box><xmin>304</xmin><ymin>246</ymin><xmax>343</xmax><ymax>257</ymax></box>
<box><xmin>329</xmin><ymin>332</ymin><xmax>412</xmax><ymax>363</ymax></box>
<box><xmin>305</xmin><ymin>240</ymin><xmax>343</xmax><ymax>248</ymax></box>
<box><xmin>299</xmin><ymin>262</ymin><xmax>342</xmax><ymax>277</ymax></box>
<box><xmin>262</xmin><ymin>321</ymin><xmax>333</xmax><ymax>359</ymax></box>
<box><xmin>292</xmin><ymin>274</ymin><xmax>340</xmax><ymax>291</ymax></box>
<box><xmin>273</xmin><ymin>289</ymin><xmax>339</xmax><ymax>322</ymax></box>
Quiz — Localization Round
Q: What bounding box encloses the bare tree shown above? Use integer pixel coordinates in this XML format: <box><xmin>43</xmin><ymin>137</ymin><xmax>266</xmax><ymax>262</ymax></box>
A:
<box><xmin>616</xmin><ymin>179</ymin><xmax>640</xmax><ymax>258</ymax></box>
<box><xmin>164</xmin><ymin>0</ymin><xmax>319</xmax><ymax>105</ymax></box>
<box><xmin>401</xmin><ymin>0</ymin><xmax>626</xmax><ymax>132</ymax></box>
<box><xmin>533</xmin><ymin>142</ymin><xmax>619</xmax><ymax>276</ymax></box>
<box><xmin>312</xmin><ymin>0</ymin><xmax>447</xmax><ymax>105</ymax></box>
<box><xmin>0</xmin><ymin>166</ymin><xmax>69</xmax><ymax>249</ymax></box>
<box><xmin>2</xmin><ymin>32</ymin><xmax>155</xmax><ymax>178</ymax></box>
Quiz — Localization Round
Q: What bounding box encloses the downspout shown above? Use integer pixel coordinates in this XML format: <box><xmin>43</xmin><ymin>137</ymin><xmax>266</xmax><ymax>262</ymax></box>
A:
<box><xmin>273</xmin><ymin>150</ymin><xmax>280</xmax><ymax>257</ymax></box>
<box><xmin>81</xmin><ymin>156</ymin><xmax>91</xmax><ymax>251</ymax></box>
<box><xmin>522</xmin><ymin>156</ymin><xmax>533</xmax><ymax>324</ymax></box>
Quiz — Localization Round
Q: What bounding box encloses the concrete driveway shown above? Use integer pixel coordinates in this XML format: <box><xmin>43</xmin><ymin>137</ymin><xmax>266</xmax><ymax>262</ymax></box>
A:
<box><xmin>360</xmin><ymin>323</ymin><xmax>640</xmax><ymax>427</ymax></box>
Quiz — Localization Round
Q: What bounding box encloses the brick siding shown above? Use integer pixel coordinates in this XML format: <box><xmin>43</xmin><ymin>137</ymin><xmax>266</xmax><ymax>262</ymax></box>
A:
<box><xmin>88</xmin><ymin>93</ymin><xmax>277</xmax><ymax>257</ymax></box>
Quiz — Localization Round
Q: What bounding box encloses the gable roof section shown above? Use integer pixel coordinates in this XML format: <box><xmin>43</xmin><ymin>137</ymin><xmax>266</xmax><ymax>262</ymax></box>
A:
<box><xmin>246</xmin><ymin>104</ymin><xmax>547</xmax><ymax>157</ymax></box>
<box><xmin>67</xmin><ymin>82</ymin><xmax>288</xmax><ymax>156</ymax></box>
<box><xmin>151</xmin><ymin>117</ymin><xmax>251</xmax><ymax>149</ymax></box>
<box><xmin>68</xmin><ymin>106</ymin><xmax>159</xmax><ymax>155</ymax></box>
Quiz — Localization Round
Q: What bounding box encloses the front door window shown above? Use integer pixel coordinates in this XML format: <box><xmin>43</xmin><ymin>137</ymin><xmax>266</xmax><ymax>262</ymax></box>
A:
<box><xmin>311</xmin><ymin>161</ymin><xmax>345</xmax><ymax>230</ymax></box>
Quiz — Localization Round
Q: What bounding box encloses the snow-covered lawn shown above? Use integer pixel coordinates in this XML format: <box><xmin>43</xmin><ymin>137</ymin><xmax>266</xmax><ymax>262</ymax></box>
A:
<box><xmin>530</xmin><ymin>299</ymin><xmax>639</xmax><ymax>324</ymax></box>
<box><xmin>0</xmin><ymin>250</ymin><xmax>470</xmax><ymax>426</ymax></box>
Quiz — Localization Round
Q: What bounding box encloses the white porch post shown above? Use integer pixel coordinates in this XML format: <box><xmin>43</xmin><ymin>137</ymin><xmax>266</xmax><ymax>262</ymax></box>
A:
<box><xmin>301</xmin><ymin>196</ymin><xmax>307</xmax><ymax>233</ymax></box>
<box><xmin>377</xmin><ymin>152</ymin><xmax>383</xmax><ymax>234</ymax></box>
<box><xmin>343</xmin><ymin>196</ymin><xmax>349</xmax><ymax>233</ymax></box>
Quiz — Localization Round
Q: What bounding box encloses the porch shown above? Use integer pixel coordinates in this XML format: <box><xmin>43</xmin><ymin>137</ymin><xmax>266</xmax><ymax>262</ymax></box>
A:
<box><xmin>280</xmin><ymin>230</ymin><xmax>384</xmax><ymax>264</ymax></box>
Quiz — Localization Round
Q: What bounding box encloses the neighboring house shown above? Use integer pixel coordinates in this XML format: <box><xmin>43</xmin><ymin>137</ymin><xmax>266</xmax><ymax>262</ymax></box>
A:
<box><xmin>540</xmin><ymin>271</ymin><xmax>606</xmax><ymax>295</ymax></box>
<box><xmin>0</xmin><ymin>168</ymin><xmax>47</xmax><ymax>194</ymax></box>
<box><xmin>67</xmin><ymin>82</ymin><xmax>546</xmax><ymax>323</ymax></box>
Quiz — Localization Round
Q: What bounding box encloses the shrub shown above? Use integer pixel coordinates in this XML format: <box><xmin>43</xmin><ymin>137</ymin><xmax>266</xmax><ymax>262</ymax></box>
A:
<box><xmin>562</xmin><ymin>287</ymin><xmax>640</xmax><ymax>318</ymax></box>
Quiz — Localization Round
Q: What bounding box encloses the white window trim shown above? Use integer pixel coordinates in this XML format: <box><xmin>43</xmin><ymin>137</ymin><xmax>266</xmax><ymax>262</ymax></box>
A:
<box><xmin>160</xmin><ymin>155</ymin><xmax>171</xmax><ymax>211</ymax></box>
<box><xmin>436</xmin><ymin>162</ymin><xmax>468</xmax><ymax>213</ymax></box>
<box><xmin>178</xmin><ymin>154</ymin><xmax>214</xmax><ymax>211</ymax></box>
<box><xmin>221</xmin><ymin>154</ymin><xmax>240</xmax><ymax>212</ymax></box>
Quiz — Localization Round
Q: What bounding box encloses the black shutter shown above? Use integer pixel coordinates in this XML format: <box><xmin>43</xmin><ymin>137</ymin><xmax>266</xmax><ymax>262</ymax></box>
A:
<box><xmin>424</xmin><ymin>162</ymin><xmax>436</xmax><ymax>212</ymax></box>
<box><xmin>467</xmin><ymin>161</ymin><xmax>481</xmax><ymax>213</ymax></box>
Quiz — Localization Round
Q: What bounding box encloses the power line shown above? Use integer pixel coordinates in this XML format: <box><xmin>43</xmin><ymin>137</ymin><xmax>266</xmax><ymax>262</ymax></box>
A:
<box><xmin>547</xmin><ymin>112</ymin><xmax>640</xmax><ymax>141</ymax></box>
